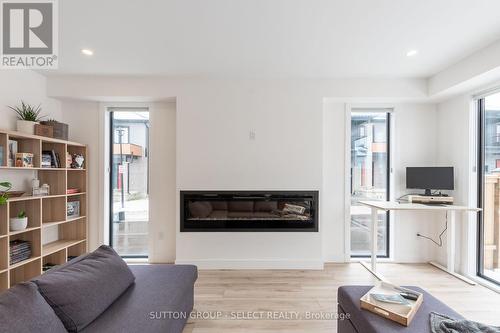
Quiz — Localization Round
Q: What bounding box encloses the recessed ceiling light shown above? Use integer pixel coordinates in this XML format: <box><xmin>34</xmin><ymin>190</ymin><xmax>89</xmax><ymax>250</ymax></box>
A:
<box><xmin>406</xmin><ymin>49</ymin><xmax>418</xmax><ymax>57</ymax></box>
<box><xmin>81</xmin><ymin>49</ymin><xmax>94</xmax><ymax>56</ymax></box>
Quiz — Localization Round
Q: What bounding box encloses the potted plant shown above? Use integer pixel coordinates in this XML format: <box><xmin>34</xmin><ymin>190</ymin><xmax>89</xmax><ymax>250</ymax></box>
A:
<box><xmin>0</xmin><ymin>181</ymin><xmax>12</xmax><ymax>205</ymax></box>
<box><xmin>8</xmin><ymin>101</ymin><xmax>44</xmax><ymax>134</ymax></box>
<box><xmin>10</xmin><ymin>210</ymin><xmax>28</xmax><ymax>231</ymax></box>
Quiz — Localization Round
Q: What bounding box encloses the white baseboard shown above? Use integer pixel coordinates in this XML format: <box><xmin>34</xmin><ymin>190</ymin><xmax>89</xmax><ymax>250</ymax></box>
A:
<box><xmin>175</xmin><ymin>259</ymin><xmax>324</xmax><ymax>270</ymax></box>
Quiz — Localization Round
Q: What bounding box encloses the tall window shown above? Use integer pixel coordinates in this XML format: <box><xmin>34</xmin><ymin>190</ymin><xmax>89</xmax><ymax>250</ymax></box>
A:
<box><xmin>478</xmin><ymin>92</ymin><xmax>500</xmax><ymax>284</ymax></box>
<box><xmin>350</xmin><ymin>110</ymin><xmax>391</xmax><ymax>257</ymax></box>
<box><xmin>109</xmin><ymin>110</ymin><xmax>150</xmax><ymax>257</ymax></box>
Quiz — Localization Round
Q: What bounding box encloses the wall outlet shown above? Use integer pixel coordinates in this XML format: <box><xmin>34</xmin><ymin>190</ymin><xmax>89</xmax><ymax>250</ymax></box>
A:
<box><xmin>249</xmin><ymin>130</ymin><xmax>256</xmax><ymax>140</ymax></box>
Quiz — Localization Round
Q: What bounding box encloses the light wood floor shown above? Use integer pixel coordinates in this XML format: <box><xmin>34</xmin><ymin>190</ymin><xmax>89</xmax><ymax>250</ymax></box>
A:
<box><xmin>183</xmin><ymin>263</ymin><xmax>500</xmax><ymax>333</ymax></box>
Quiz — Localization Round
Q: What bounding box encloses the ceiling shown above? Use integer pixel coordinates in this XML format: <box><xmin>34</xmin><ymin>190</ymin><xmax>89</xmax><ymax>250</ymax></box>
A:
<box><xmin>52</xmin><ymin>0</ymin><xmax>500</xmax><ymax>78</ymax></box>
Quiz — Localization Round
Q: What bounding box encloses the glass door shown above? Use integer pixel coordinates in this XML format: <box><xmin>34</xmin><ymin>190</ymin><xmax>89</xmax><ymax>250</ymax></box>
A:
<box><xmin>478</xmin><ymin>92</ymin><xmax>500</xmax><ymax>284</ymax></box>
<box><xmin>109</xmin><ymin>110</ymin><xmax>150</xmax><ymax>257</ymax></box>
<box><xmin>350</xmin><ymin>110</ymin><xmax>391</xmax><ymax>257</ymax></box>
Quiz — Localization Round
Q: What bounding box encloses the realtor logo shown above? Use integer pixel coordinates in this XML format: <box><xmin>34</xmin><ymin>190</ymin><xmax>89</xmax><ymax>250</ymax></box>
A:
<box><xmin>1</xmin><ymin>0</ymin><xmax>58</xmax><ymax>69</ymax></box>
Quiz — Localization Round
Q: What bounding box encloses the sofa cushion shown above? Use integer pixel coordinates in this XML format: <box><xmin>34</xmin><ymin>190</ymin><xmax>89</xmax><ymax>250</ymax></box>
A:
<box><xmin>0</xmin><ymin>282</ymin><xmax>67</xmax><ymax>333</ymax></box>
<box><xmin>81</xmin><ymin>264</ymin><xmax>198</xmax><ymax>333</ymax></box>
<box><xmin>188</xmin><ymin>201</ymin><xmax>213</xmax><ymax>217</ymax></box>
<box><xmin>32</xmin><ymin>245</ymin><xmax>135</xmax><ymax>333</ymax></box>
<box><xmin>254</xmin><ymin>201</ymin><xmax>278</xmax><ymax>212</ymax></box>
<box><xmin>228</xmin><ymin>201</ymin><xmax>254</xmax><ymax>212</ymax></box>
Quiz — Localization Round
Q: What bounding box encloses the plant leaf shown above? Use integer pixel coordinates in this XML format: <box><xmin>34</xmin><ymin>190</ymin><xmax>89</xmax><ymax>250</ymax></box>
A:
<box><xmin>9</xmin><ymin>101</ymin><xmax>43</xmax><ymax>121</ymax></box>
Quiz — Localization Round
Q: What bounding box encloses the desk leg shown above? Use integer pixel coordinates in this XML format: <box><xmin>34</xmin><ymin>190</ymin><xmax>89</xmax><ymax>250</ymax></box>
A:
<box><xmin>359</xmin><ymin>207</ymin><xmax>386</xmax><ymax>281</ymax></box>
<box><xmin>371</xmin><ymin>207</ymin><xmax>378</xmax><ymax>271</ymax></box>
<box><xmin>429</xmin><ymin>210</ymin><xmax>476</xmax><ymax>285</ymax></box>
<box><xmin>447</xmin><ymin>210</ymin><xmax>456</xmax><ymax>273</ymax></box>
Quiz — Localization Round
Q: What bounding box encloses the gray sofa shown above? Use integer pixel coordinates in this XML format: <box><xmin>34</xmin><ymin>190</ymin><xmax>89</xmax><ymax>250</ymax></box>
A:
<box><xmin>337</xmin><ymin>285</ymin><xmax>463</xmax><ymax>333</ymax></box>
<box><xmin>0</xmin><ymin>246</ymin><xmax>198</xmax><ymax>333</ymax></box>
<box><xmin>81</xmin><ymin>265</ymin><xmax>197</xmax><ymax>333</ymax></box>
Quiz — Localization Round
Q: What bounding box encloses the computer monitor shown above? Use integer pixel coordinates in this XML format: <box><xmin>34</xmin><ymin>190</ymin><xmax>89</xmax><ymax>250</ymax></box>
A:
<box><xmin>406</xmin><ymin>167</ymin><xmax>454</xmax><ymax>196</ymax></box>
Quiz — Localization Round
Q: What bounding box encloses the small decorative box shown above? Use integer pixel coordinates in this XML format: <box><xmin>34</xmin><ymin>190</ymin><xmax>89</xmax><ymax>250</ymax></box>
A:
<box><xmin>35</xmin><ymin>124</ymin><xmax>54</xmax><ymax>138</ymax></box>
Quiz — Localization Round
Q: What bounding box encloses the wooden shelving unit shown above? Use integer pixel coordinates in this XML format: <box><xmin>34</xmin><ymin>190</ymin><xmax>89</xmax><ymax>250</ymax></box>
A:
<box><xmin>0</xmin><ymin>129</ymin><xmax>88</xmax><ymax>292</ymax></box>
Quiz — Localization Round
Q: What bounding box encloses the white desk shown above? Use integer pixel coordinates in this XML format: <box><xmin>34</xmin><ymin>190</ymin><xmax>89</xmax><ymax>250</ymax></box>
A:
<box><xmin>359</xmin><ymin>201</ymin><xmax>481</xmax><ymax>285</ymax></box>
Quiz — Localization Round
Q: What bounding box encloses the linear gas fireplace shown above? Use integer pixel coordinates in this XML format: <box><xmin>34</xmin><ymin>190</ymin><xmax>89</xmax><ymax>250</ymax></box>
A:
<box><xmin>180</xmin><ymin>191</ymin><xmax>318</xmax><ymax>232</ymax></box>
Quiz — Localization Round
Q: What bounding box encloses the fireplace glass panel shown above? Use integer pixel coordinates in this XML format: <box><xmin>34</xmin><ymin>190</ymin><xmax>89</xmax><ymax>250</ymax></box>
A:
<box><xmin>181</xmin><ymin>191</ymin><xmax>318</xmax><ymax>232</ymax></box>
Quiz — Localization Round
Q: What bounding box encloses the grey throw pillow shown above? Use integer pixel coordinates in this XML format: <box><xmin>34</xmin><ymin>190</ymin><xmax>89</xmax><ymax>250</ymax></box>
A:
<box><xmin>32</xmin><ymin>245</ymin><xmax>135</xmax><ymax>332</ymax></box>
<box><xmin>0</xmin><ymin>282</ymin><xmax>67</xmax><ymax>333</ymax></box>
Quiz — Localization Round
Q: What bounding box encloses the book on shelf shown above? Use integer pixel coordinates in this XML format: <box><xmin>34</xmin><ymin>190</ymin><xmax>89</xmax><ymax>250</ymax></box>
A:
<box><xmin>9</xmin><ymin>242</ymin><xmax>32</xmax><ymax>265</ymax></box>
<box><xmin>10</xmin><ymin>254</ymin><xmax>32</xmax><ymax>265</ymax></box>
<box><xmin>42</xmin><ymin>150</ymin><xmax>60</xmax><ymax>168</ymax></box>
<box><xmin>11</xmin><ymin>253</ymin><xmax>32</xmax><ymax>261</ymax></box>
<box><xmin>9</xmin><ymin>241</ymin><xmax>31</xmax><ymax>256</ymax></box>
<box><xmin>41</xmin><ymin>153</ymin><xmax>52</xmax><ymax>168</ymax></box>
<box><xmin>9</xmin><ymin>245</ymin><xmax>30</xmax><ymax>252</ymax></box>
<box><xmin>11</xmin><ymin>246</ymin><xmax>30</xmax><ymax>251</ymax></box>
<box><xmin>9</xmin><ymin>240</ymin><xmax>30</xmax><ymax>248</ymax></box>
<box><xmin>55</xmin><ymin>152</ymin><xmax>61</xmax><ymax>168</ymax></box>
<box><xmin>10</xmin><ymin>247</ymin><xmax>31</xmax><ymax>254</ymax></box>
<box><xmin>10</xmin><ymin>247</ymin><xmax>31</xmax><ymax>253</ymax></box>
<box><xmin>11</xmin><ymin>248</ymin><xmax>30</xmax><ymax>252</ymax></box>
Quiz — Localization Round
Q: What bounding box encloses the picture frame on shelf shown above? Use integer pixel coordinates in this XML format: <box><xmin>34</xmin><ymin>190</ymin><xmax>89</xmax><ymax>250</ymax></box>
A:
<box><xmin>66</xmin><ymin>152</ymin><xmax>72</xmax><ymax>168</ymax></box>
<box><xmin>67</xmin><ymin>200</ymin><xmax>80</xmax><ymax>218</ymax></box>
<box><xmin>8</xmin><ymin>140</ymin><xmax>18</xmax><ymax>167</ymax></box>
<box><xmin>71</xmin><ymin>154</ymin><xmax>85</xmax><ymax>169</ymax></box>
<box><xmin>15</xmin><ymin>153</ymin><xmax>34</xmax><ymax>168</ymax></box>
<box><xmin>41</xmin><ymin>153</ymin><xmax>52</xmax><ymax>168</ymax></box>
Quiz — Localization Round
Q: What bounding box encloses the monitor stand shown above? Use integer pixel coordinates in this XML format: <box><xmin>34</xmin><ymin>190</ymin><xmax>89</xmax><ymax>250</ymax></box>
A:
<box><xmin>423</xmin><ymin>189</ymin><xmax>432</xmax><ymax>196</ymax></box>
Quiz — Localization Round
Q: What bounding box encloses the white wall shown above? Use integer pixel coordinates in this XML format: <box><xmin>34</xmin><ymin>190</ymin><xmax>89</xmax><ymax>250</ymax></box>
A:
<box><xmin>321</xmin><ymin>102</ymin><xmax>346</xmax><ymax>262</ymax></box>
<box><xmin>0</xmin><ymin>71</ymin><xmax>62</xmax><ymax>130</ymax></box>
<box><xmin>45</xmin><ymin>76</ymin><xmax>442</xmax><ymax>267</ymax></box>
<box><xmin>149</xmin><ymin>102</ymin><xmax>176</xmax><ymax>263</ymax></box>
<box><xmin>391</xmin><ymin>103</ymin><xmax>442</xmax><ymax>262</ymax></box>
<box><xmin>436</xmin><ymin>94</ymin><xmax>476</xmax><ymax>274</ymax></box>
<box><xmin>59</xmin><ymin>100</ymin><xmax>101</xmax><ymax>249</ymax></box>
<box><xmin>175</xmin><ymin>81</ymin><xmax>323</xmax><ymax>269</ymax></box>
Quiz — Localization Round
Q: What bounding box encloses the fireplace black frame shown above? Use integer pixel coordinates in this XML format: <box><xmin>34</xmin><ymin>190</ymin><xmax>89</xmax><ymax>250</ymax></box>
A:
<box><xmin>180</xmin><ymin>190</ymin><xmax>319</xmax><ymax>232</ymax></box>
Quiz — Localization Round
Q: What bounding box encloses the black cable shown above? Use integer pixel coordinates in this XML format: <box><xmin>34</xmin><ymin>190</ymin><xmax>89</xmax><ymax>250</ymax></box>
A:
<box><xmin>416</xmin><ymin>211</ymin><xmax>448</xmax><ymax>247</ymax></box>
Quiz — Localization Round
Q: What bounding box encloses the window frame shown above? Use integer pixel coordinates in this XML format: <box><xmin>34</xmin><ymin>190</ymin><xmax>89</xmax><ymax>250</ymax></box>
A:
<box><xmin>476</xmin><ymin>97</ymin><xmax>500</xmax><ymax>286</ymax></box>
<box><xmin>108</xmin><ymin>110</ymin><xmax>149</xmax><ymax>259</ymax></box>
<box><xmin>349</xmin><ymin>110</ymin><xmax>391</xmax><ymax>259</ymax></box>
